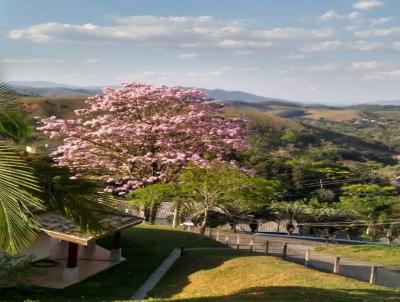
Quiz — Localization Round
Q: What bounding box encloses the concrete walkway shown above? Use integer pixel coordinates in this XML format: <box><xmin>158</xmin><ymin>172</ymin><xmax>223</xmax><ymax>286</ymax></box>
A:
<box><xmin>131</xmin><ymin>247</ymin><xmax>232</xmax><ymax>300</ymax></box>
<box><xmin>204</xmin><ymin>228</ymin><xmax>400</xmax><ymax>288</ymax></box>
<box><xmin>131</xmin><ymin>248</ymin><xmax>182</xmax><ymax>300</ymax></box>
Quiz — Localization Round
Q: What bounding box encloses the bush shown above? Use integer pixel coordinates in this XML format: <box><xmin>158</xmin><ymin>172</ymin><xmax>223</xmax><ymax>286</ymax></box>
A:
<box><xmin>0</xmin><ymin>254</ymin><xmax>38</xmax><ymax>288</ymax></box>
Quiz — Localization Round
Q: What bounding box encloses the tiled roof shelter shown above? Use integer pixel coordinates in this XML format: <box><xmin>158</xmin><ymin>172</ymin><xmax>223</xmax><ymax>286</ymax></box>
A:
<box><xmin>25</xmin><ymin>209</ymin><xmax>142</xmax><ymax>288</ymax></box>
<box><xmin>38</xmin><ymin>211</ymin><xmax>142</xmax><ymax>245</ymax></box>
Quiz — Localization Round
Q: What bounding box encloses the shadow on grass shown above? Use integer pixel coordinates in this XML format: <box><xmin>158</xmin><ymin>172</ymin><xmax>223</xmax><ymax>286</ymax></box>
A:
<box><xmin>155</xmin><ymin>286</ymin><xmax>400</xmax><ymax>302</ymax></box>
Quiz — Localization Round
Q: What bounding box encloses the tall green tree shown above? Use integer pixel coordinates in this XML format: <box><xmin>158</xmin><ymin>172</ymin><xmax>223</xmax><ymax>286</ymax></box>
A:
<box><xmin>339</xmin><ymin>183</ymin><xmax>398</xmax><ymax>240</ymax></box>
<box><xmin>179</xmin><ymin>163</ymin><xmax>279</xmax><ymax>233</ymax></box>
<box><xmin>128</xmin><ymin>183</ymin><xmax>177</xmax><ymax>223</ymax></box>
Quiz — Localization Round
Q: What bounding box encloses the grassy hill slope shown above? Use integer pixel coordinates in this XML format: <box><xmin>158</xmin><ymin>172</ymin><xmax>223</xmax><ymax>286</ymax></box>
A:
<box><xmin>148</xmin><ymin>249</ymin><xmax>399</xmax><ymax>302</ymax></box>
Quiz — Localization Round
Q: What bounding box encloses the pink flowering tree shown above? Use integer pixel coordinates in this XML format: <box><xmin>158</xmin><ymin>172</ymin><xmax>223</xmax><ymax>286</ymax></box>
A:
<box><xmin>39</xmin><ymin>82</ymin><xmax>248</xmax><ymax>199</ymax></box>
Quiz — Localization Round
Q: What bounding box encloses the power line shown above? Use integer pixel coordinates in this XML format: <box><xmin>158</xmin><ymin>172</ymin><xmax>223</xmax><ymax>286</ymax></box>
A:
<box><xmin>272</xmin><ymin>178</ymin><xmax>395</xmax><ymax>199</ymax></box>
<box><xmin>228</xmin><ymin>214</ymin><xmax>400</xmax><ymax>228</ymax></box>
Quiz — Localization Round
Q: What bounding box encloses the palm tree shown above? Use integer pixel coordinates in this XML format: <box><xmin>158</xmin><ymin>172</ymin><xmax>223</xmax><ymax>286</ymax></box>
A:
<box><xmin>270</xmin><ymin>201</ymin><xmax>313</xmax><ymax>234</ymax></box>
<box><xmin>0</xmin><ymin>81</ymin><xmax>123</xmax><ymax>254</ymax></box>
<box><xmin>0</xmin><ymin>81</ymin><xmax>43</xmax><ymax>254</ymax></box>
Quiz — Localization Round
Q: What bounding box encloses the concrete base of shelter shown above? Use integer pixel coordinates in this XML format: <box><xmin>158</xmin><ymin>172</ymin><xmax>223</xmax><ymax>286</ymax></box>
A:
<box><xmin>63</xmin><ymin>267</ymin><xmax>79</xmax><ymax>282</ymax></box>
<box><xmin>29</xmin><ymin>244</ymin><xmax>125</xmax><ymax>289</ymax></box>
<box><xmin>110</xmin><ymin>248</ymin><xmax>122</xmax><ymax>261</ymax></box>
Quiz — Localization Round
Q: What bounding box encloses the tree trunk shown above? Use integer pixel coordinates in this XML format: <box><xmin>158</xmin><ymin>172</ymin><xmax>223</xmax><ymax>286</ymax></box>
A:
<box><xmin>230</xmin><ymin>220</ymin><xmax>237</xmax><ymax>233</ymax></box>
<box><xmin>149</xmin><ymin>202</ymin><xmax>159</xmax><ymax>224</ymax></box>
<box><xmin>172</xmin><ymin>204</ymin><xmax>179</xmax><ymax>228</ymax></box>
<box><xmin>143</xmin><ymin>206</ymin><xmax>151</xmax><ymax>222</ymax></box>
<box><xmin>200</xmin><ymin>208</ymin><xmax>209</xmax><ymax>235</ymax></box>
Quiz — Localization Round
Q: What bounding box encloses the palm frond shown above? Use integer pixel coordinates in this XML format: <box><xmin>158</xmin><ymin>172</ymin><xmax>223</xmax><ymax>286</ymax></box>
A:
<box><xmin>0</xmin><ymin>111</ymin><xmax>30</xmax><ymax>142</ymax></box>
<box><xmin>0</xmin><ymin>81</ymin><xmax>30</xmax><ymax>142</ymax></box>
<box><xmin>43</xmin><ymin>178</ymin><xmax>121</xmax><ymax>233</ymax></box>
<box><xmin>0</xmin><ymin>81</ymin><xmax>17</xmax><ymax>110</ymax></box>
<box><xmin>28</xmin><ymin>155</ymin><xmax>121</xmax><ymax>233</ymax></box>
<box><xmin>0</xmin><ymin>143</ymin><xmax>43</xmax><ymax>254</ymax></box>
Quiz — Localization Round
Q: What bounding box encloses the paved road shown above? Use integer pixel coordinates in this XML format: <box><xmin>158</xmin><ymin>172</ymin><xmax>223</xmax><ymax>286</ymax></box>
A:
<box><xmin>201</xmin><ymin>228</ymin><xmax>400</xmax><ymax>288</ymax></box>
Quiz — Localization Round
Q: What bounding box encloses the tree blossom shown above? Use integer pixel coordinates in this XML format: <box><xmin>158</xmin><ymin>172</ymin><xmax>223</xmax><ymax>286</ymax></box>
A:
<box><xmin>39</xmin><ymin>82</ymin><xmax>248</xmax><ymax>194</ymax></box>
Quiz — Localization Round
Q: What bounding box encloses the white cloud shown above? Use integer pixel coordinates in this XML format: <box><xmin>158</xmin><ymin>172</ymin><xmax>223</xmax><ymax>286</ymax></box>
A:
<box><xmin>86</xmin><ymin>58</ymin><xmax>100</xmax><ymax>64</ymax></box>
<box><xmin>354</xmin><ymin>27</ymin><xmax>400</xmax><ymax>37</ymax></box>
<box><xmin>233</xmin><ymin>50</ymin><xmax>255</xmax><ymax>55</ymax></box>
<box><xmin>255</xmin><ymin>27</ymin><xmax>335</xmax><ymax>39</ymax></box>
<box><xmin>308</xmin><ymin>86</ymin><xmax>318</xmax><ymax>93</ymax></box>
<box><xmin>348</xmin><ymin>40</ymin><xmax>386</xmax><ymax>51</ymax></box>
<box><xmin>7</xmin><ymin>16</ymin><xmax>335</xmax><ymax>52</ymax></box>
<box><xmin>206</xmin><ymin>66</ymin><xmax>233</xmax><ymax>76</ymax></box>
<box><xmin>239</xmin><ymin>67</ymin><xmax>260</xmax><ymax>72</ymax></box>
<box><xmin>120</xmin><ymin>66</ymin><xmax>230</xmax><ymax>86</ymax></box>
<box><xmin>345</xmin><ymin>25</ymin><xmax>362</xmax><ymax>31</ymax></box>
<box><xmin>307</xmin><ymin>63</ymin><xmax>342</xmax><ymax>71</ymax></box>
<box><xmin>353</xmin><ymin>0</ymin><xmax>385</xmax><ymax>11</ymax></box>
<box><xmin>285</xmin><ymin>53</ymin><xmax>306</xmax><ymax>60</ymax></box>
<box><xmin>351</xmin><ymin>61</ymin><xmax>381</xmax><ymax>70</ymax></box>
<box><xmin>393</xmin><ymin>42</ymin><xmax>400</xmax><ymax>51</ymax></box>
<box><xmin>301</xmin><ymin>40</ymin><xmax>386</xmax><ymax>52</ymax></box>
<box><xmin>363</xmin><ymin>69</ymin><xmax>400</xmax><ymax>80</ymax></box>
<box><xmin>319</xmin><ymin>10</ymin><xmax>361</xmax><ymax>22</ymax></box>
<box><xmin>370</xmin><ymin>17</ymin><xmax>394</xmax><ymax>27</ymax></box>
<box><xmin>178</xmin><ymin>53</ymin><xmax>198</xmax><ymax>59</ymax></box>
<box><xmin>301</xmin><ymin>40</ymin><xmax>343</xmax><ymax>52</ymax></box>
<box><xmin>1</xmin><ymin>58</ymin><xmax>62</xmax><ymax>64</ymax></box>
<box><xmin>217</xmin><ymin>39</ymin><xmax>274</xmax><ymax>49</ymax></box>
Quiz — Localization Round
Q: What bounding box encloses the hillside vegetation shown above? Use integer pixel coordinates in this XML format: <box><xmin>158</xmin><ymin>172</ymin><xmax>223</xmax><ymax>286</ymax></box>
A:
<box><xmin>17</xmin><ymin>95</ymin><xmax>400</xmax><ymax>237</ymax></box>
<box><xmin>16</xmin><ymin>96</ymin><xmax>88</xmax><ymax>119</ymax></box>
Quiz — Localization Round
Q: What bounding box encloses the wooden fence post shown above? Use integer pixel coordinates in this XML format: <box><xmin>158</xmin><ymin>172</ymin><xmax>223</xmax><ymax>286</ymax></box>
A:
<box><xmin>225</xmin><ymin>232</ymin><xmax>229</xmax><ymax>245</ymax></box>
<box><xmin>305</xmin><ymin>249</ymin><xmax>310</xmax><ymax>267</ymax></box>
<box><xmin>236</xmin><ymin>234</ymin><xmax>240</xmax><ymax>250</ymax></box>
<box><xmin>250</xmin><ymin>236</ymin><xmax>254</xmax><ymax>252</ymax></box>
<box><xmin>282</xmin><ymin>242</ymin><xmax>288</xmax><ymax>260</ymax></box>
<box><xmin>207</xmin><ymin>228</ymin><xmax>212</xmax><ymax>237</ymax></box>
<box><xmin>333</xmin><ymin>256</ymin><xmax>341</xmax><ymax>274</ymax></box>
<box><xmin>265</xmin><ymin>240</ymin><xmax>269</xmax><ymax>255</ymax></box>
<box><xmin>216</xmin><ymin>229</ymin><xmax>220</xmax><ymax>241</ymax></box>
<box><xmin>369</xmin><ymin>266</ymin><xmax>377</xmax><ymax>284</ymax></box>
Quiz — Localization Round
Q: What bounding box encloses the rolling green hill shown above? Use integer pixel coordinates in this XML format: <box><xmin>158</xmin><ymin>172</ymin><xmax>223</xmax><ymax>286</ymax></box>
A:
<box><xmin>16</xmin><ymin>95</ymin><xmax>399</xmax><ymax>165</ymax></box>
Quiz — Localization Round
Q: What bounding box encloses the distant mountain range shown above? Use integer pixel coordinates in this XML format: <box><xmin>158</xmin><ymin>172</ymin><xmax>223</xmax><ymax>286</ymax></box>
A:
<box><xmin>10</xmin><ymin>81</ymin><xmax>102</xmax><ymax>97</ymax></box>
<box><xmin>9</xmin><ymin>81</ymin><xmax>298</xmax><ymax>103</ymax></box>
<box><xmin>372</xmin><ymin>100</ymin><xmax>400</xmax><ymax>106</ymax></box>
<box><xmin>9</xmin><ymin>81</ymin><xmax>400</xmax><ymax>106</ymax></box>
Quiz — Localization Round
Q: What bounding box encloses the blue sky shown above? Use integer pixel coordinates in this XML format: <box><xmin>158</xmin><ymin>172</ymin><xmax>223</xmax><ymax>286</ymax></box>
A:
<box><xmin>1</xmin><ymin>0</ymin><xmax>399</xmax><ymax>104</ymax></box>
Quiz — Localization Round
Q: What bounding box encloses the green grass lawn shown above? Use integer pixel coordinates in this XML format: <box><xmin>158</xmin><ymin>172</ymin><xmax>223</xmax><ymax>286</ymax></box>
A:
<box><xmin>147</xmin><ymin>249</ymin><xmax>400</xmax><ymax>302</ymax></box>
<box><xmin>315</xmin><ymin>244</ymin><xmax>400</xmax><ymax>267</ymax></box>
<box><xmin>3</xmin><ymin>226</ymin><xmax>400</xmax><ymax>302</ymax></box>
<box><xmin>1</xmin><ymin>224</ymin><xmax>222</xmax><ymax>302</ymax></box>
